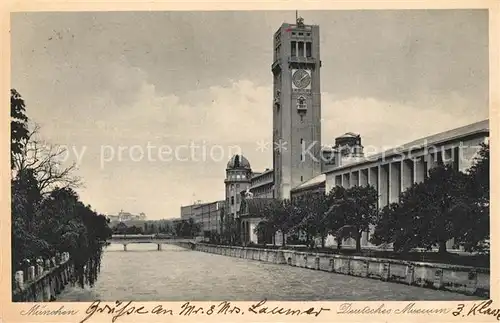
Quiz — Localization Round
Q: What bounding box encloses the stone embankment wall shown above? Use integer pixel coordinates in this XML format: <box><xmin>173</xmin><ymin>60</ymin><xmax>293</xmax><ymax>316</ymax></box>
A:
<box><xmin>193</xmin><ymin>244</ymin><xmax>490</xmax><ymax>297</ymax></box>
<box><xmin>12</xmin><ymin>252</ymin><xmax>74</xmax><ymax>302</ymax></box>
<box><xmin>175</xmin><ymin>241</ymin><xmax>196</xmax><ymax>250</ymax></box>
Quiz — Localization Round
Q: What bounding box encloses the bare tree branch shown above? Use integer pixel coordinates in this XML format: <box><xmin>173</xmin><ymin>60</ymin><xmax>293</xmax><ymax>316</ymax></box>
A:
<box><xmin>12</xmin><ymin>123</ymin><xmax>83</xmax><ymax>194</ymax></box>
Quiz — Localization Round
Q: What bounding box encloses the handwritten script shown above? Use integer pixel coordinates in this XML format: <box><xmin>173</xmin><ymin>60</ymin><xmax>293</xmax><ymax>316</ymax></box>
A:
<box><xmin>452</xmin><ymin>300</ymin><xmax>500</xmax><ymax>320</ymax></box>
<box><xmin>19</xmin><ymin>299</ymin><xmax>499</xmax><ymax>322</ymax></box>
<box><xmin>79</xmin><ymin>299</ymin><xmax>330</xmax><ymax>322</ymax></box>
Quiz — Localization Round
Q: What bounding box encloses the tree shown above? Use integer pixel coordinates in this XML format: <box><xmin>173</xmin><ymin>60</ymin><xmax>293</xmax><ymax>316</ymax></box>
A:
<box><xmin>328</xmin><ymin>185</ymin><xmax>378</xmax><ymax>252</ymax></box>
<box><xmin>468</xmin><ymin>142</ymin><xmax>489</xmax><ymax>199</ymax></box>
<box><xmin>10</xmin><ymin>89</ymin><xmax>29</xmax><ymax>169</ymax></box>
<box><xmin>188</xmin><ymin>218</ymin><xmax>201</xmax><ymax>237</ymax></box>
<box><xmin>293</xmin><ymin>193</ymin><xmax>330</xmax><ymax>248</ymax></box>
<box><xmin>222</xmin><ymin>215</ymin><xmax>239</xmax><ymax>245</ymax></box>
<box><xmin>277</xmin><ymin>199</ymin><xmax>303</xmax><ymax>247</ymax></box>
<box><xmin>372</xmin><ymin>163</ymin><xmax>470</xmax><ymax>253</ymax></box>
<box><xmin>11</xmin><ymin>125</ymin><xmax>82</xmax><ymax>194</ymax></box>
<box><xmin>371</xmin><ymin>202</ymin><xmax>416</xmax><ymax>252</ymax></box>
<box><xmin>164</xmin><ymin>223</ymin><xmax>172</xmax><ymax>234</ymax></box>
<box><xmin>455</xmin><ymin>142</ymin><xmax>490</xmax><ymax>252</ymax></box>
<box><xmin>11</xmin><ymin>169</ymin><xmax>49</xmax><ymax>267</ymax></box>
<box><xmin>323</xmin><ymin>186</ymin><xmax>351</xmax><ymax>250</ymax></box>
<box><xmin>174</xmin><ymin>221</ymin><xmax>182</xmax><ymax>237</ymax></box>
<box><xmin>413</xmin><ymin>163</ymin><xmax>470</xmax><ymax>253</ymax></box>
<box><xmin>258</xmin><ymin>199</ymin><xmax>299</xmax><ymax>247</ymax></box>
<box><xmin>173</xmin><ymin>219</ymin><xmax>201</xmax><ymax>238</ymax></box>
<box><xmin>219</xmin><ymin>206</ymin><xmax>225</xmax><ymax>236</ymax></box>
<box><xmin>10</xmin><ymin>91</ymin><xmax>112</xmax><ymax>291</ymax></box>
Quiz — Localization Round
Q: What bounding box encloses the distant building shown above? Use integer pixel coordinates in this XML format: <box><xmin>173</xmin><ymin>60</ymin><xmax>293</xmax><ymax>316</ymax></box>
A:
<box><xmin>107</xmin><ymin>210</ymin><xmax>147</xmax><ymax>223</ymax></box>
<box><xmin>193</xmin><ymin>201</ymin><xmax>225</xmax><ymax>238</ymax></box>
<box><xmin>107</xmin><ymin>215</ymin><xmax>120</xmax><ymax>222</ymax></box>
<box><xmin>180</xmin><ymin>204</ymin><xmax>196</xmax><ymax>221</ymax></box>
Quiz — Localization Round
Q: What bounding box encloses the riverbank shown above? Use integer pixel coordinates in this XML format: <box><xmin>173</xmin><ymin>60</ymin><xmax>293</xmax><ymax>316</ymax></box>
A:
<box><xmin>183</xmin><ymin>243</ymin><xmax>489</xmax><ymax>298</ymax></box>
<box><xmin>12</xmin><ymin>252</ymin><xmax>74</xmax><ymax>302</ymax></box>
<box><xmin>200</xmin><ymin>242</ymin><xmax>489</xmax><ymax>267</ymax></box>
<box><xmin>57</xmin><ymin>243</ymin><xmax>477</xmax><ymax>301</ymax></box>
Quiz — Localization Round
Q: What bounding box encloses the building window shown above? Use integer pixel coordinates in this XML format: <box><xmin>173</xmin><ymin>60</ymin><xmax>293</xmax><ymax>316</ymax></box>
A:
<box><xmin>297</xmin><ymin>96</ymin><xmax>307</xmax><ymax>110</ymax></box>
<box><xmin>298</xmin><ymin>41</ymin><xmax>304</xmax><ymax>57</ymax></box>
<box><xmin>300</xmin><ymin>139</ymin><xmax>305</xmax><ymax>161</ymax></box>
<box><xmin>307</xmin><ymin>33</ymin><xmax>311</xmax><ymax>36</ymax></box>
<box><xmin>231</xmin><ymin>196</ymin><xmax>234</xmax><ymax>205</ymax></box>
<box><xmin>291</xmin><ymin>41</ymin><xmax>296</xmax><ymax>57</ymax></box>
<box><xmin>306</xmin><ymin>42</ymin><xmax>312</xmax><ymax>57</ymax></box>
<box><xmin>301</xmin><ymin>176</ymin><xmax>303</xmax><ymax>182</ymax></box>
<box><xmin>292</xmin><ymin>32</ymin><xmax>296</xmax><ymax>35</ymax></box>
<box><xmin>299</xmin><ymin>32</ymin><xmax>303</xmax><ymax>36</ymax></box>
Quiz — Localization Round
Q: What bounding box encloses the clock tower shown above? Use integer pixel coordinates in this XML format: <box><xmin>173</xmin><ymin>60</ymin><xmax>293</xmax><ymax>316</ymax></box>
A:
<box><xmin>272</xmin><ymin>17</ymin><xmax>322</xmax><ymax>199</ymax></box>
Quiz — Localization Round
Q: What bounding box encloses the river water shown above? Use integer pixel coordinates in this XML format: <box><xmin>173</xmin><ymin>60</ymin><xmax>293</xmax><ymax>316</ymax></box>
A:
<box><xmin>57</xmin><ymin>243</ymin><xmax>477</xmax><ymax>301</ymax></box>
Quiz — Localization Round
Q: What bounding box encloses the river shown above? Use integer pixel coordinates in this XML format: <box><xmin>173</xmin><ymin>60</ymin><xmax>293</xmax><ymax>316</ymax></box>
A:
<box><xmin>57</xmin><ymin>243</ymin><xmax>477</xmax><ymax>301</ymax></box>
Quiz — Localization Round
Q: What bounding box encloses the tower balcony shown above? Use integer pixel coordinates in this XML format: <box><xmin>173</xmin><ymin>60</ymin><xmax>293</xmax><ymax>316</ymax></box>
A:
<box><xmin>288</xmin><ymin>56</ymin><xmax>319</xmax><ymax>67</ymax></box>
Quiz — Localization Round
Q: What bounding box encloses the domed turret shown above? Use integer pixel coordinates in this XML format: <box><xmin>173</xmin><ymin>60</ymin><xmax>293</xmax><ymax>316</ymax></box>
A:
<box><xmin>334</xmin><ymin>132</ymin><xmax>364</xmax><ymax>157</ymax></box>
<box><xmin>225</xmin><ymin>154</ymin><xmax>252</xmax><ymax>220</ymax></box>
<box><xmin>226</xmin><ymin>154</ymin><xmax>251</xmax><ymax>170</ymax></box>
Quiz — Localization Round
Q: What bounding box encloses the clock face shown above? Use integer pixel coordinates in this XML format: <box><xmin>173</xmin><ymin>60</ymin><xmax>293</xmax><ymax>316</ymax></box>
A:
<box><xmin>292</xmin><ymin>69</ymin><xmax>311</xmax><ymax>89</ymax></box>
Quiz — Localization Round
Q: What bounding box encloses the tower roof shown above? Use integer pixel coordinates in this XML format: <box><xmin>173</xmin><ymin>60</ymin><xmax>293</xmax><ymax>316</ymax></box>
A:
<box><xmin>337</xmin><ymin>132</ymin><xmax>360</xmax><ymax>138</ymax></box>
<box><xmin>226</xmin><ymin>154</ymin><xmax>251</xmax><ymax>170</ymax></box>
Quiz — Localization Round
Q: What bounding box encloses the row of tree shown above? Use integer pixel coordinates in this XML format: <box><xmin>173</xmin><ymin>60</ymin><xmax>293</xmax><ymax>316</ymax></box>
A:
<box><xmin>255</xmin><ymin>185</ymin><xmax>378</xmax><ymax>251</ymax></box>
<box><xmin>372</xmin><ymin>144</ymin><xmax>489</xmax><ymax>253</ymax></box>
<box><xmin>256</xmin><ymin>143</ymin><xmax>489</xmax><ymax>254</ymax></box>
<box><xmin>11</xmin><ymin>89</ymin><xmax>113</xmax><ymax>287</ymax></box>
<box><xmin>144</xmin><ymin>222</ymin><xmax>173</xmax><ymax>234</ymax></box>
<box><xmin>174</xmin><ymin>218</ymin><xmax>201</xmax><ymax>238</ymax></box>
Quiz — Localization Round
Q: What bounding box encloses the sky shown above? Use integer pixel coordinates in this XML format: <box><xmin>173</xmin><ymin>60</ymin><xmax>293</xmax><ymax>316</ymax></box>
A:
<box><xmin>11</xmin><ymin>10</ymin><xmax>489</xmax><ymax>219</ymax></box>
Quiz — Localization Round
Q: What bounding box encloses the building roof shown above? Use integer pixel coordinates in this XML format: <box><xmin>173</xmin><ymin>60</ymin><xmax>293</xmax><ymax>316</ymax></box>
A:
<box><xmin>251</xmin><ymin>168</ymin><xmax>273</xmax><ymax>179</ymax></box>
<box><xmin>226</xmin><ymin>154</ymin><xmax>251</xmax><ymax>170</ymax></box>
<box><xmin>193</xmin><ymin>200</ymin><xmax>225</xmax><ymax>209</ymax></box>
<box><xmin>243</xmin><ymin>198</ymin><xmax>275</xmax><ymax>217</ymax></box>
<box><xmin>291</xmin><ymin>174</ymin><xmax>326</xmax><ymax>192</ymax></box>
<box><xmin>325</xmin><ymin>119</ymin><xmax>489</xmax><ymax>174</ymax></box>
<box><xmin>337</xmin><ymin>132</ymin><xmax>360</xmax><ymax>138</ymax></box>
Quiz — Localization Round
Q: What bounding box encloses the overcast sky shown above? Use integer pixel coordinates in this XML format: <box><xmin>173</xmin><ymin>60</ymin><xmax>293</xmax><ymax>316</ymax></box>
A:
<box><xmin>11</xmin><ymin>10</ymin><xmax>489</xmax><ymax>219</ymax></box>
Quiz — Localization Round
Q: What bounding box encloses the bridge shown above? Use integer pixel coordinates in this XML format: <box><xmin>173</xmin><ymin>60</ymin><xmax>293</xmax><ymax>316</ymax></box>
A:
<box><xmin>108</xmin><ymin>235</ymin><xmax>196</xmax><ymax>251</ymax></box>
